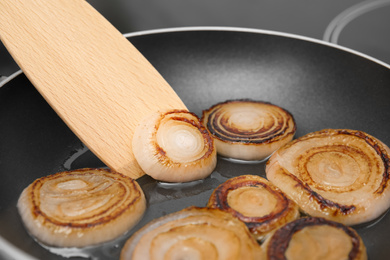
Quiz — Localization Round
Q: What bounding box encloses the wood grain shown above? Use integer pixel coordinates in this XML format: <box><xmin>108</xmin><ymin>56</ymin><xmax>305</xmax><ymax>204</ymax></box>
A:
<box><xmin>0</xmin><ymin>0</ymin><xmax>187</xmax><ymax>178</ymax></box>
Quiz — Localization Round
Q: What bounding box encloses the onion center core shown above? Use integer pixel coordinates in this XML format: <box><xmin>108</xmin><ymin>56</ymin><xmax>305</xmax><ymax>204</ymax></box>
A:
<box><xmin>164</xmin><ymin>238</ymin><xmax>218</xmax><ymax>260</ymax></box>
<box><xmin>227</xmin><ymin>186</ymin><xmax>277</xmax><ymax>217</ymax></box>
<box><xmin>226</xmin><ymin>110</ymin><xmax>264</xmax><ymax>132</ymax></box>
<box><xmin>157</xmin><ymin>122</ymin><xmax>204</xmax><ymax>163</ymax></box>
<box><xmin>306</xmin><ymin>152</ymin><xmax>359</xmax><ymax>187</ymax></box>
<box><xmin>56</xmin><ymin>179</ymin><xmax>87</xmax><ymax>190</ymax></box>
<box><xmin>285</xmin><ymin>225</ymin><xmax>353</xmax><ymax>260</ymax></box>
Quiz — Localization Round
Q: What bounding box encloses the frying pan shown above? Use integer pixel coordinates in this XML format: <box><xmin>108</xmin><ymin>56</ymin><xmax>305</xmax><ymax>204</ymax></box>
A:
<box><xmin>1</xmin><ymin>27</ymin><xmax>390</xmax><ymax>259</ymax></box>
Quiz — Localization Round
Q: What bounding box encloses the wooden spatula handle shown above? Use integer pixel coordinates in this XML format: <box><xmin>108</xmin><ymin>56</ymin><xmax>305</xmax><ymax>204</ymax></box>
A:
<box><xmin>0</xmin><ymin>0</ymin><xmax>186</xmax><ymax>178</ymax></box>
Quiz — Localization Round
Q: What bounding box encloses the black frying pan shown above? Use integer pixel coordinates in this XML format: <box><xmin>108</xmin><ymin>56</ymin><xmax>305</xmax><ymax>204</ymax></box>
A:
<box><xmin>1</xmin><ymin>27</ymin><xmax>390</xmax><ymax>259</ymax></box>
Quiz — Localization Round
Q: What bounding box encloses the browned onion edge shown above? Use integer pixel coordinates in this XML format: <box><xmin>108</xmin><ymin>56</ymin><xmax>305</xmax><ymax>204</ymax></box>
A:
<box><xmin>265</xmin><ymin>217</ymin><xmax>364</xmax><ymax>260</ymax></box>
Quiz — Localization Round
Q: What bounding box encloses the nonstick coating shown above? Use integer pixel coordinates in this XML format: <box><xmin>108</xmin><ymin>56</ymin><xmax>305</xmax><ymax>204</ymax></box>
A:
<box><xmin>1</xmin><ymin>28</ymin><xmax>390</xmax><ymax>259</ymax></box>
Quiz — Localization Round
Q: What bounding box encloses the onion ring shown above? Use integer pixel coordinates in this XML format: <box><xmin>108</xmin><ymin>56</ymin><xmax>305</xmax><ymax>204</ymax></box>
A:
<box><xmin>202</xmin><ymin>99</ymin><xmax>296</xmax><ymax>161</ymax></box>
<box><xmin>120</xmin><ymin>206</ymin><xmax>264</xmax><ymax>260</ymax></box>
<box><xmin>207</xmin><ymin>175</ymin><xmax>300</xmax><ymax>241</ymax></box>
<box><xmin>262</xmin><ymin>217</ymin><xmax>367</xmax><ymax>260</ymax></box>
<box><xmin>266</xmin><ymin>129</ymin><xmax>390</xmax><ymax>225</ymax></box>
<box><xmin>17</xmin><ymin>168</ymin><xmax>146</xmax><ymax>248</ymax></box>
<box><xmin>132</xmin><ymin>110</ymin><xmax>217</xmax><ymax>182</ymax></box>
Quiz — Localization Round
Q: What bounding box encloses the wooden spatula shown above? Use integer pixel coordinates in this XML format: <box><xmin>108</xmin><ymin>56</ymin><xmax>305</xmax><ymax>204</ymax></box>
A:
<box><xmin>0</xmin><ymin>0</ymin><xmax>187</xmax><ymax>179</ymax></box>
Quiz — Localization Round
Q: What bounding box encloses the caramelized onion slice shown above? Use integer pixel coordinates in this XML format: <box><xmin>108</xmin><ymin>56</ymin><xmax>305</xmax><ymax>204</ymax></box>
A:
<box><xmin>132</xmin><ymin>110</ymin><xmax>217</xmax><ymax>182</ymax></box>
<box><xmin>17</xmin><ymin>168</ymin><xmax>146</xmax><ymax>248</ymax></box>
<box><xmin>202</xmin><ymin>99</ymin><xmax>296</xmax><ymax>161</ymax></box>
<box><xmin>120</xmin><ymin>206</ymin><xmax>264</xmax><ymax>260</ymax></box>
<box><xmin>262</xmin><ymin>217</ymin><xmax>367</xmax><ymax>260</ymax></box>
<box><xmin>266</xmin><ymin>129</ymin><xmax>390</xmax><ymax>225</ymax></box>
<box><xmin>207</xmin><ymin>175</ymin><xmax>300</xmax><ymax>241</ymax></box>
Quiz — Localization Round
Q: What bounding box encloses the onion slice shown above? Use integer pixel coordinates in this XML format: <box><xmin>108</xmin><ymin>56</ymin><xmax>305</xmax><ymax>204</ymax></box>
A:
<box><xmin>132</xmin><ymin>110</ymin><xmax>217</xmax><ymax>182</ymax></box>
<box><xmin>201</xmin><ymin>99</ymin><xmax>296</xmax><ymax>161</ymax></box>
<box><xmin>17</xmin><ymin>168</ymin><xmax>146</xmax><ymax>248</ymax></box>
<box><xmin>120</xmin><ymin>206</ymin><xmax>264</xmax><ymax>260</ymax></box>
<box><xmin>262</xmin><ymin>217</ymin><xmax>367</xmax><ymax>260</ymax></box>
<box><xmin>266</xmin><ymin>129</ymin><xmax>390</xmax><ymax>225</ymax></box>
<box><xmin>207</xmin><ymin>175</ymin><xmax>300</xmax><ymax>241</ymax></box>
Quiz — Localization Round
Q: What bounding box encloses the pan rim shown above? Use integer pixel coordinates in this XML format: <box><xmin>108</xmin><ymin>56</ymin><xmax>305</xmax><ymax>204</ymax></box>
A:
<box><xmin>1</xmin><ymin>25</ymin><xmax>390</xmax><ymax>89</ymax></box>
<box><xmin>122</xmin><ymin>26</ymin><xmax>390</xmax><ymax>69</ymax></box>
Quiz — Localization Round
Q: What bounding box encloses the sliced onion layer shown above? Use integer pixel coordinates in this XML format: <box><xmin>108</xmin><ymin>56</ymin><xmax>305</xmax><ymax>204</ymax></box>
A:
<box><xmin>207</xmin><ymin>175</ymin><xmax>300</xmax><ymax>241</ymax></box>
<box><xmin>17</xmin><ymin>168</ymin><xmax>146</xmax><ymax>248</ymax></box>
<box><xmin>266</xmin><ymin>129</ymin><xmax>390</xmax><ymax>225</ymax></box>
<box><xmin>262</xmin><ymin>217</ymin><xmax>367</xmax><ymax>260</ymax></box>
<box><xmin>120</xmin><ymin>206</ymin><xmax>264</xmax><ymax>260</ymax></box>
<box><xmin>132</xmin><ymin>110</ymin><xmax>217</xmax><ymax>182</ymax></box>
<box><xmin>202</xmin><ymin>99</ymin><xmax>296</xmax><ymax>161</ymax></box>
